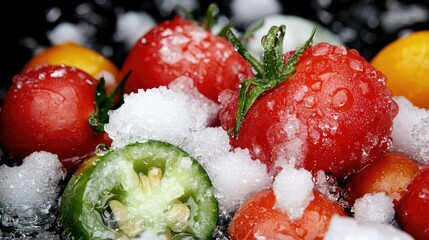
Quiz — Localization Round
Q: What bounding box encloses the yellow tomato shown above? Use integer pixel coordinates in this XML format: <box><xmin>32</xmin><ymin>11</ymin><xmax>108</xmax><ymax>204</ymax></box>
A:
<box><xmin>370</xmin><ymin>31</ymin><xmax>429</xmax><ymax>109</ymax></box>
<box><xmin>23</xmin><ymin>41</ymin><xmax>120</xmax><ymax>93</ymax></box>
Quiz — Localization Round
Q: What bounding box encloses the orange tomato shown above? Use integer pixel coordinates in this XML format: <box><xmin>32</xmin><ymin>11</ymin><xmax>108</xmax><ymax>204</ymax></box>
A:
<box><xmin>228</xmin><ymin>189</ymin><xmax>346</xmax><ymax>240</ymax></box>
<box><xmin>342</xmin><ymin>151</ymin><xmax>420</xmax><ymax>209</ymax></box>
<box><xmin>22</xmin><ymin>41</ymin><xmax>120</xmax><ymax>94</ymax></box>
<box><xmin>370</xmin><ymin>31</ymin><xmax>429</xmax><ymax>109</ymax></box>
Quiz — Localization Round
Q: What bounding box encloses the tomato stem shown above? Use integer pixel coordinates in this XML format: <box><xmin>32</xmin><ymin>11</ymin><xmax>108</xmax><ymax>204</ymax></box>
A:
<box><xmin>89</xmin><ymin>71</ymin><xmax>131</xmax><ymax>133</ymax></box>
<box><xmin>226</xmin><ymin>25</ymin><xmax>317</xmax><ymax>138</ymax></box>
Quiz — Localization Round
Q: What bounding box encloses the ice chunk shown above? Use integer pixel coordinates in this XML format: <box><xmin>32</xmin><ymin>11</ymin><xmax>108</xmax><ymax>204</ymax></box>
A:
<box><xmin>324</xmin><ymin>215</ymin><xmax>413</xmax><ymax>240</ymax></box>
<box><xmin>181</xmin><ymin>127</ymin><xmax>231</xmax><ymax>165</ymax></box>
<box><xmin>105</xmin><ymin>78</ymin><xmax>219</xmax><ymax>148</ymax></box>
<box><xmin>246</xmin><ymin>14</ymin><xmax>343</xmax><ymax>60</ymax></box>
<box><xmin>204</xmin><ymin>148</ymin><xmax>272</xmax><ymax>213</ymax></box>
<box><xmin>230</xmin><ymin>0</ymin><xmax>282</xmax><ymax>26</ymax></box>
<box><xmin>115</xmin><ymin>11</ymin><xmax>156</xmax><ymax>49</ymax></box>
<box><xmin>273</xmin><ymin>165</ymin><xmax>314</xmax><ymax>220</ymax></box>
<box><xmin>0</xmin><ymin>151</ymin><xmax>65</xmax><ymax>236</ymax></box>
<box><xmin>352</xmin><ymin>192</ymin><xmax>395</xmax><ymax>224</ymax></box>
<box><xmin>391</xmin><ymin>96</ymin><xmax>429</xmax><ymax>163</ymax></box>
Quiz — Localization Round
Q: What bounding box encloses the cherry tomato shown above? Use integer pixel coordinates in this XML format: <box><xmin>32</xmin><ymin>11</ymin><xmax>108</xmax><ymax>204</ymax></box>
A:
<box><xmin>397</xmin><ymin>163</ymin><xmax>429</xmax><ymax>240</ymax></box>
<box><xmin>342</xmin><ymin>151</ymin><xmax>420</xmax><ymax>209</ymax></box>
<box><xmin>0</xmin><ymin>65</ymin><xmax>111</xmax><ymax>173</ymax></box>
<box><xmin>228</xmin><ymin>189</ymin><xmax>347</xmax><ymax>239</ymax></box>
<box><xmin>220</xmin><ymin>41</ymin><xmax>398</xmax><ymax>179</ymax></box>
<box><xmin>120</xmin><ymin>16</ymin><xmax>254</xmax><ymax>102</ymax></box>
<box><xmin>22</xmin><ymin>41</ymin><xmax>120</xmax><ymax>94</ymax></box>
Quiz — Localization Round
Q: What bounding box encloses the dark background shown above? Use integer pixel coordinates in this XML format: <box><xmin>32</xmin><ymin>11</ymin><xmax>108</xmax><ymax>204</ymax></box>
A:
<box><xmin>2</xmin><ymin>0</ymin><xmax>428</xmax><ymax>98</ymax></box>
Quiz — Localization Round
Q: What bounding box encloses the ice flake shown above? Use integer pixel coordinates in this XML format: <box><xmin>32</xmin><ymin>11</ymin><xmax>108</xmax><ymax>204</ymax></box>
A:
<box><xmin>273</xmin><ymin>165</ymin><xmax>314</xmax><ymax>220</ymax></box>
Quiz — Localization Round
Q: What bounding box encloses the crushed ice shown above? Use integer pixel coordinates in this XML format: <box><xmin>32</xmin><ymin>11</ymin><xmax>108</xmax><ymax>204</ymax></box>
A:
<box><xmin>0</xmin><ymin>151</ymin><xmax>65</xmax><ymax>237</ymax></box>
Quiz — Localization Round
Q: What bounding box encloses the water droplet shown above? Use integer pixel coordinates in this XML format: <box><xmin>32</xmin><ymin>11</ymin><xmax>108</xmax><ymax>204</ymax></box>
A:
<box><xmin>331</xmin><ymin>88</ymin><xmax>354</xmax><ymax>110</ymax></box>
<box><xmin>312</xmin><ymin>42</ymin><xmax>330</xmax><ymax>56</ymax></box>
<box><xmin>95</xmin><ymin>144</ymin><xmax>110</xmax><ymax>156</ymax></box>
<box><xmin>349</xmin><ymin>59</ymin><xmax>363</xmax><ymax>71</ymax></box>
<box><xmin>335</xmin><ymin>45</ymin><xmax>347</xmax><ymax>55</ymax></box>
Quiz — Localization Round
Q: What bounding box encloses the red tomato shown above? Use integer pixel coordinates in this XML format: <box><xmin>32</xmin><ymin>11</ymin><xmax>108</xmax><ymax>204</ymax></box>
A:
<box><xmin>120</xmin><ymin>16</ymin><xmax>254</xmax><ymax>102</ymax></box>
<box><xmin>342</xmin><ymin>151</ymin><xmax>420</xmax><ymax>209</ymax></box>
<box><xmin>397</xmin><ymin>164</ymin><xmax>429</xmax><ymax>240</ymax></box>
<box><xmin>228</xmin><ymin>189</ymin><xmax>346</xmax><ymax>240</ymax></box>
<box><xmin>220</xmin><ymin>42</ymin><xmax>398</xmax><ymax>179</ymax></box>
<box><xmin>0</xmin><ymin>65</ymin><xmax>111</xmax><ymax>172</ymax></box>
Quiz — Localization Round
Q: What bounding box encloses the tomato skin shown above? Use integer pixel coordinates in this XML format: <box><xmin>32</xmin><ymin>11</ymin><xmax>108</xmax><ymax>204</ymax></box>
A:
<box><xmin>397</xmin><ymin>164</ymin><xmax>429</xmax><ymax>240</ymax></box>
<box><xmin>120</xmin><ymin>16</ymin><xmax>253</xmax><ymax>102</ymax></box>
<box><xmin>0</xmin><ymin>65</ymin><xmax>111</xmax><ymax>172</ymax></box>
<box><xmin>342</xmin><ymin>151</ymin><xmax>420</xmax><ymax>209</ymax></box>
<box><xmin>220</xmin><ymin>42</ymin><xmax>398</xmax><ymax>179</ymax></box>
<box><xmin>228</xmin><ymin>189</ymin><xmax>346</xmax><ymax>240</ymax></box>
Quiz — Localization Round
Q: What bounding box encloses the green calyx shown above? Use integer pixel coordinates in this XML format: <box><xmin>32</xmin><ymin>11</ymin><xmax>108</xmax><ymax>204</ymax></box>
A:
<box><xmin>226</xmin><ymin>25</ymin><xmax>317</xmax><ymax>138</ymax></box>
<box><xmin>89</xmin><ymin>71</ymin><xmax>131</xmax><ymax>133</ymax></box>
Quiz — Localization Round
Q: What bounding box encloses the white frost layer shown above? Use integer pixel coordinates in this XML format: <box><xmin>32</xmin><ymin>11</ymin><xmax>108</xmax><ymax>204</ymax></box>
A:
<box><xmin>246</xmin><ymin>14</ymin><xmax>343</xmax><ymax>59</ymax></box>
<box><xmin>115</xmin><ymin>11</ymin><xmax>157</xmax><ymax>49</ymax></box>
<box><xmin>324</xmin><ymin>215</ymin><xmax>414</xmax><ymax>240</ymax></box>
<box><xmin>105</xmin><ymin>78</ymin><xmax>271</xmax><ymax>213</ymax></box>
<box><xmin>352</xmin><ymin>192</ymin><xmax>395</xmax><ymax>224</ymax></box>
<box><xmin>273</xmin><ymin>165</ymin><xmax>314</xmax><ymax>220</ymax></box>
<box><xmin>391</xmin><ymin>96</ymin><xmax>429</xmax><ymax>164</ymax></box>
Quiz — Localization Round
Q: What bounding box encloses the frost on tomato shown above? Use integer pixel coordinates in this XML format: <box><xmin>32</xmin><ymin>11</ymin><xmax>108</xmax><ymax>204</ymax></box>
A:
<box><xmin>120</xmin><ymin>16</ymin><xmax>254</xmax><ymax>102</ymax></box>
<box><xmin>0</xmin><ymin>65</ymin><xmax>111</xmax><ymax>173</ymax></box>
<box><xmin>220</xmin><ymin>27</ymin><xmax>398</xmax><ymax>179</ymax></box>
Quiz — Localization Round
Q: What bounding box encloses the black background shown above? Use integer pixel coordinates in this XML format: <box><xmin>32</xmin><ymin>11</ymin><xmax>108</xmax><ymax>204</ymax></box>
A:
<box><xmin>2</xmin><ymin>0</ymin><xmax>428</xmax><ymax>98</ymax></box>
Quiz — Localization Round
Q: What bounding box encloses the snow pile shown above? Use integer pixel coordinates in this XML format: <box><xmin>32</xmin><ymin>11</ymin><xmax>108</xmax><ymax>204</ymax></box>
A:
<box><xmin>352</xmin><ymin>193</ymin><xmax>395</xmax><ymax>224</ymax></box>
<box><xmin>273</xmin><ymin>165</ymin><xmax>314</xmax><ymax>220</ymax></box>
<box><xmin>391</xmin><ymin>96</ymin><xmax>429</xmax><ymax>164</ymax></box>
<box><xmin>0</xmin><ymin>151</ymin><xmax>65</xmax><ymax>236</ymax></box>
<box><xmin>324</xmin><ymin>215</ymin><xmax>413</xmax><ymax>240</ymax></box>
<box><xmin>104</xmin><ymin>78</ymin><xmax>271</xmax><ymax>212</ymax></box>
